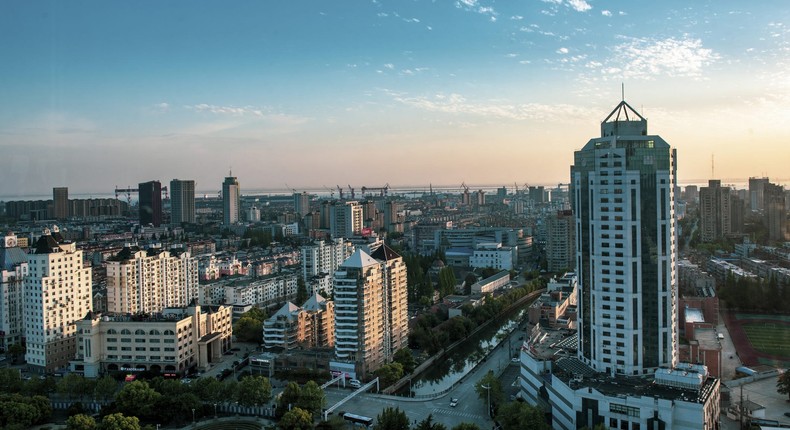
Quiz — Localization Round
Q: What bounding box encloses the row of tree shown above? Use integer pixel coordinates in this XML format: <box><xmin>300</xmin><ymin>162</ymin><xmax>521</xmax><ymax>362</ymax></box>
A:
<box><xmin>717</xmin><ymin>272</ymin><xmax>790</xmax><ymax>312</ymax></box>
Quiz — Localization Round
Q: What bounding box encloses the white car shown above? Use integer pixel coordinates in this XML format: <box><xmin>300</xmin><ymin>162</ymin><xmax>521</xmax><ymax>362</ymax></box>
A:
<box><xmin>450</xmin><ymin>398</ymin><xmax>459</xmax><ymax>407</ymax></box>
<box><xmin>349</xmin><ymin>379</ymin><xmax>361</xmax><ymax>388</ymax></box>
<box><xmin>511</xmin><ymin>357</ymin><xmax>520</xmax><ymax>363</ymax></box>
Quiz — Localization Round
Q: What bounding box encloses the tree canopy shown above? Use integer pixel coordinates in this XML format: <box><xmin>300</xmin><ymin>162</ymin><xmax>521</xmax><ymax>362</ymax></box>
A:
<box><xmin>374</xmin><ymin>407</ymin><xmax>410</xmax><ymax>430</ymax></box>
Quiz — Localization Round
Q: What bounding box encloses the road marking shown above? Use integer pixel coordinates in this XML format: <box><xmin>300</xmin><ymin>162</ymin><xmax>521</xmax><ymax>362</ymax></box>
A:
<box><xmin>431</xmin><ymin>407</ymin><xmax>482</xmax><ymax>420</ymax></box>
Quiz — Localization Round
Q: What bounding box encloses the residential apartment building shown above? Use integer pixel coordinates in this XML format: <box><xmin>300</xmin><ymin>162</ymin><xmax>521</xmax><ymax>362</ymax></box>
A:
<box><xmin>329</xmin><ymin>201</ymin><xmax>363</xmax><ymax>239</ymax></box>
<box><xmin>333</xmin><ymin>245</ymin><xmax>407</xmax><ymax>376</ymax></box>
<box><xmin>469</xmin><ymin>242</ymin><xmax>514</xmax><ymax>271</ymax></box>
<box><xmin>25</xmin><ymin>226</ymin><xmax>92</xmax><ymax>373</ymax></box>
<box><xmin>70</xmin><ymin>304</ymin><xmax>232</xmax><ymax>377</ymax></box>
<box><xmin>222</xmin><ymin>174</ymin><xmax>240</xmax><ymax>225</ymax></box>
<box><xmin>262</xmin><ymin>293</ymin><xmax>335</xmax><ymax>350</ymax></box>
<box><xmin>53</xmin><ymin>187</ymin><xmax>69</xmax><ymax>219</ymax></box>
<box><xmin>699</xmin><ymin>180</ymin><xmax>732</xmax><ymax>243</ymax></box>
<box><xmin>301</xmin><ymin>238</ymin><xmax>353</xmax><ymax>296</ymax></box>
<box><xmin>764</xmin><ymin>181</ymin><xmax>787</xmax><ymax>242</ymax></box>
<box><xmin>0</xmin><ymin>233</ymin><xmax>27</xmax><ymax>351</ymax></box>
<box><xmin>138</xmin><ymin>180</ymin><xmax>163</xmax><ymax>227</ymax></box>
<box><xmin>546</xmin><ymin>209</ymin><xmax>575</xmax><ymax>272</ymax></box>
<box><xmin>170</xmin><ymin>179</ymin><xmax>196</xmax><ymax>225</ymax></box>
<box><xmin>105</xmin><ymin>245</ymin><xmax>199</xmax><ymax>314</ymax></box>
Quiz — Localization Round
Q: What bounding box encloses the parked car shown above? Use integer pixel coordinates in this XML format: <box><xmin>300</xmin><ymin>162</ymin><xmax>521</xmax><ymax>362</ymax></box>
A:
<box><xmin>349</xmin><ymin>379</ymin><xmax>361</xmax><ymax>388</ymax></box>
<box><xmin>450</xmin><ymin>398</ymin><xmax>459</xmax><ymax>407</ymax></box>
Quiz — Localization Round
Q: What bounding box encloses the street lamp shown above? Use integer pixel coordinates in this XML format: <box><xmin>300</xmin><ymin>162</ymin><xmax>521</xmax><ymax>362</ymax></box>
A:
<box><xmin>408</xmin><ymin>378</ymin><xmax>412</xmax><ymax>397</ymax></box>
<box><xmin>191</xmin><ymin>408</ymin><xmax>196</xmax><ymax>423</ymax></box>
<box><xmin>213</xmin><ymin>402</ymin><xmax>218</xmax><ymax>418</ymax></box>
<box><xmin>481</xmin><ymin>384</ymin><xmax>491</xmax><ymax>418</ymax></box>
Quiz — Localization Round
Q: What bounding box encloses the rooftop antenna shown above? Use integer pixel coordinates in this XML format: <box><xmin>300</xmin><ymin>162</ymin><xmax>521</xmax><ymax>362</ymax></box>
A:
<box><xmin>711</xmin><ymin>154</ymin><xmax>715</xmax><ymax>179</ymax></box>
<box><xmin>621</xmin><ymin>82</ymin><xmax>625</xmax><ymax>101</ymax></box>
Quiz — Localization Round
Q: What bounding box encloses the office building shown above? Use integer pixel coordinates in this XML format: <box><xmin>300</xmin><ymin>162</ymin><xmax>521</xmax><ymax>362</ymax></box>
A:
<box><xmin>170</xmin><ymin>179</ymin><xmax>196</xmax><ymax>225</ymax></box>
<box><xmin>546</xmin><ymin>209</ymin><xmax>575</xmax><ymax>273</ymax></box>
<box><xmin>699</xmin><ymin>180</ymin><xmax>732</xmax><ymax>243</ymax></box>
<box><xmin>0</xmin><ymin>232</ymin><xmax>27</xmax><ymax>351</ymax></box>
<box><xmin>105</xmin><ymin>245</ymin><xmax>199</xmax><ymax>314</ymax></box>
<box><xmin>519</xmin><ymin>100</ymin><xmax>719</xmax><ymax>430</ymax></box>
<box><xmin>683</xmin><ymin>185</ymin><xmax>699</xmax><ymax>203</ymax></box>
<box><xmin>749</xmin><ymin>177</ymin><xmax>769</xmax><ymax>211</ymax></box>
<box><xmin>139</xmin><ymin>180</ymin><xmax>163</xmax><ymax>227</ymax></box>
<box><xmin>25</xmin><ymin>226</ymin><xmax>92</xmax><ymax>373</ymax></box>
<box><xmin>70</xmin><ymin>304</ymin><xmax>232</xmax><ymax>378</ymax></box>
<box><xmin>333</xmin><ymin>244</ymin><xmax>407</xmax><ymax>376</ymax></box>
<box><xmin>764</xmin><ymin>182</ymin><xmax>787</xmax><ymax>242</ymax></box>
<box><xmin>53</xmin><ymin>187</ymin><xmax>69</xmax><ymax>219</ymax></box>
<box><xmin>223</xmin><ymin>174</ymin><xmax>240</xmax><ymax>225</ymax></box>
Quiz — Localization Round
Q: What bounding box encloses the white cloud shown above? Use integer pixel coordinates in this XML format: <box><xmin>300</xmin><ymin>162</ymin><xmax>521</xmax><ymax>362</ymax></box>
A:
<box><xmin>389</xmin><ymin>91</ymin><xmax>596</xmax><ymax>121</ymax></box>
<box><xmin>567</xmin><ymin>0</ymin><xmax>592</xmax><ymax>12</ymax></box>
<box><xmin>155</xmin><ymin>102</ymin><xmax>170</xmax><ymax>113</ymax></box>
<box><xmin>511</xmin><ymin>15</ymin><xmax>524</xmax><ymax>20</ymax></box>
<box><xmin>601</xmin><ymin>10</ymin><xmax>612</xmax><ymax>17</ymax></box>
<box><xmin>505</xmin><ymin>53</ymin><xmax>518</xmax><ymax>58</ymax></box>
<box><xmin>384</xmin><ymin>63</ymin><xmax>395</xmax><ymax>69</ymax></box>
<box><xmin>557</xmin><ymin>47</ymin><xmax>569</xmax><ymax>54</ymax></box>
<box><xmin>455</xmin><ymin>0</ymin><xmax>498</xmax><ymax>20</ymax></box>
<box><xmin>610</xmin><ymin>36</ymin><xmax>720</xmax><ymax>79</ymax></box>
<box><xmin>185</xmin><ymin>104</ymin><xmax>265</xmax><ymax>117</ymax></box>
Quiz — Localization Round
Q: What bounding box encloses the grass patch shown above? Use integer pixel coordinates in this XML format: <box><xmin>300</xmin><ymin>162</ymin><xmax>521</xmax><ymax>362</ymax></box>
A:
<box><xmin>742</xmin><ymin>323</ymin><xmax>790</xmax><ymax>357</ymax></box>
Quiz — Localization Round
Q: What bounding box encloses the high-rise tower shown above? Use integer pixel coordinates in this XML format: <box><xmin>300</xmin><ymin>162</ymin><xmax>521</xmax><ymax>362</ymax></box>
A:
<box><xmin>571</xmin><ymin>100</ymin><xmax>678</xmax><ymax>375</ymax></box>
<box><xmin>53</xmin><ymin>187</ymin><xmax>69</xmax><ymax>219</ymax></box>
<box><xmin>170</xmin><ymin>179</ymin><xmax>196</xmax><ymax>225</ymax></box>
<box><xmin>222</xmin><ymin>174</ymin><xmax>240</xmax><ymax>225</ymax></box>
<box><xmin>139</xmin><ymin>180</ymin><xmax>163</xmax><ymax>227</ymax></box>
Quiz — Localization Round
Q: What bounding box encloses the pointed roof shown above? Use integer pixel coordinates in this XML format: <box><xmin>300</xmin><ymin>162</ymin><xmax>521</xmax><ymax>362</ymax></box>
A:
<box><xmin>0</xmin><ymin>246</ymin><xmax>27</xmax><ymax>271</ymax></box>
<box><xmin>602</xmin><ymin>100</ymin><xmax>645</xmax><ymax>123</ymax></box>
<box><xmin>302</xmin><ymin>293</ymin><xmax>326</xmax><ymax>311</ymax></box>
<box><xmin>272</xmin><ymin>302</ymin><xmax>300</xmax><ymax>319</ymax></box>
<box><xmin>341</xmin><ymin>249</ymin><xmax>379</xmax><ymax>268</ymax></box>
<box><xmin>370</xmin><ymin>243</ymin><xmax>401</xmax><ymax>262</ymax></box>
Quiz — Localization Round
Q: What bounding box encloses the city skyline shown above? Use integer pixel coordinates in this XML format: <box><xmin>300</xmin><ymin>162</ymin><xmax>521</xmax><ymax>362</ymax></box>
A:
<box><xmin>1</xmin><ymin>1</ymin><xmax>789</xmax><ymax>197</ymax></box>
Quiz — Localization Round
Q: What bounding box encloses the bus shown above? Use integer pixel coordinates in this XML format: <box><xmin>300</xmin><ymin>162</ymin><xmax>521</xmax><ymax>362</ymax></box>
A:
<box><xmin>341</xmin><ymin>412</ymin><xmax>374</xmax><ymax>428</ymax></box>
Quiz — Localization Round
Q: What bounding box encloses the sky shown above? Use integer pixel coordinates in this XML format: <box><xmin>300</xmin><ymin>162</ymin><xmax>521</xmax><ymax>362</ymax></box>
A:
<box><xmin>1</xmin><ymin>0</ymin><xmax>789</xmax><ymax>198</ymax></box>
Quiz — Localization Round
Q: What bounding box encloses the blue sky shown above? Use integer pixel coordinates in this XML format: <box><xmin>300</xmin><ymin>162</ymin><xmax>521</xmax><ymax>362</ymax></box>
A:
<box><xmin>1</xmin><ymin>0</ymin><xmax>789</xmax><ymax>197</ymax></box>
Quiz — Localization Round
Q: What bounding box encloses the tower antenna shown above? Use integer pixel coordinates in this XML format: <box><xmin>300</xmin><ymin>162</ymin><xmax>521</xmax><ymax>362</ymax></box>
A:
<box><xmin>621</xmin><ymin>83</ymin><xmax>625</xmax><ymax>101</ymax></box>
<box><xmin>711</xmin><ymin>154</ymin><xmax>714</xmax><ymax>178</ymax></box>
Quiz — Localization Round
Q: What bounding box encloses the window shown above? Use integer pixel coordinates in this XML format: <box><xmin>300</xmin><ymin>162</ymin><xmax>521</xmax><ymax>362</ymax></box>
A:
<box><xmin>121</xmin><ymin>329</ymin><xmax>132</xmax><ymax>335</ymax></box>
<box><xmin>135</xmin><ymin>329</ymin><xmax>145</xmax><ymax>335</ymax></box>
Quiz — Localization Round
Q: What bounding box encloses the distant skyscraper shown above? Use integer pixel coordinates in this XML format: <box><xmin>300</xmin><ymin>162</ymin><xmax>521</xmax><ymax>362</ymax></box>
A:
<box><xmin>699</xmin><ymin>180</ymin><xmax>732</xmax><ymax>243</ymax></box>
<box><xmin>170</xmin><ymin>179</ymin><xmax>196</xmax><ymax>225</ymax></box>
<box><xmin>25</xmin><ymin>226</ymin><xmax>92</xmax><ymax>373</ymax></box>
<box><xmin>571</xmin><ymin>100</ymin><xmax>677</xmax><ymax>375</ymax></box>
<box><xmin>222</xmin><ymin>174</ymin><xmax>240</xmax><ymax>225</ymax></box>
<box><xmin>53</xmin><ymin>187</ymin><xmax>69</xmax><ymax>219</ymax></box>
<box><xmin>749</xmin><ymin>177</ymin><xmax>769</xmax><ymax>211</ymax></box>
<box><xmin>546</xmin><ymin>209</ymin><xmax>575</xmax><ymax>273</ymax></box>
<box><xmin>333</xmin><ymin>245</ymin><xmax>407</xmax><ymax>376</ymax></box>
<box><xmin>294</xmin><ymin>192</ymin><xmax>310</xmax><ymax>217</ymax></box>
<box><xmin>139</xmin><ymin>180</ymin><xmax>163</xmax><ymax>227</ymax></box>
<box><xmin>329</xmin><ymin>201</ymin><xmax>363</xmax><ymax>239</ymax></box>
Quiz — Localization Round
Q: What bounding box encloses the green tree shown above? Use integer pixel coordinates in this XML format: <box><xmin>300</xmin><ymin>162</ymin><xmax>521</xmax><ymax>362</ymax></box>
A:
<box><xmin>236</xmin><ymin>375</ymin><xmax>273</xmax><ymax>407</ymax></box>
<box><xmin>58</xmin><ymin>373</ymin><xmax>95</xmax><ymax>401</ymax></box>
<box><xmin>374</xmin><ymin>407</ymin><xmax>410</xmax><ymax>430</ymax></box>
<box><xmin>8</xmin><ymin>343</ymin><xmax>24</xmax><ymax>364</ymax></box>
<box><xmin>0</xmin><ymin>368</ymin><xmax>22</xmax><ymax>393</ymax></box>
<box><xmin>278</xmin><ymin>407</ymin><xmax>313</xmax><ymax>430</ymax></box>
<box><xmin>778</xmin><ymin>371</ymin><xmax>790</xmax><ymax>401</ymax></box>
<box><xmin>94</xmin><ymin>376</ymin><xmax>118</xmax><ymax>403</ymax></box>
<box><xmin>296</xmin><ymin>380</ymin><xmax>325</xmax><ymax>415</ymax></box>
<box><xmin>452</xmin><ymin>424</ymin><xmax>481</xmax><ymax>430</ymax></box>
<box><xmin>148</xmin><ymin>376</ymin><xmax>188</xmax><ymax>397</ymax></box>
<box><xmin>192</xmin><ymin>376</ymin><xmax>224</xmax><ymax>402</ymax></box>
<box><xmin>375</xmin><ymin>362</ymin><xmax>404</xmax><ymax>387</ymax></box>
<box><xmin>463</xmin><ymin>273</ymin><xmax>477</xmax><ymax>295</ymax></box>
<box><xmin>438</xmin><ymin>266</ymin><xmax>458</xmax><ymax>297</ymax></box>
<box><xmin>233</xmin><ymin>308</ymin><xmax>266</xmax><ymax>343</ymax></box>
<box><xmin>495</xmin><ymin>401</ymin><xmax>548</xmax><ymax>430</ymax></box>
<box><xmin>66</xmin><ymin>413</ymin><xmax>98</xmax><ymax>430</ymax></box>
<box><xmin>277</xmin><ymin>381</ymin><xmax>302</xmax><ymax>417</ymax></box>
<box><xmin>393</xmin><ymin>348</ymin><xmax>416</xmax><ymax>374</ymax></box>
<box><xmin>0</xmin><ymin>400</ymin><xmax>38</xmax><ymax>429</ymax></box>
<box><xmin>99</xmin><ymin>413</ymin><xmax>141</xmax><ymax>430</ymax></box>
<box><xmin>315</xmin><ymin>415</ymin><xmax>349</xmax><ymax>430</ymax></box>
<box><xmin>416</xmin><ymin>414</ymin><xmax>448</xmax><ymax>430</ymax></box>
<box><xmin>114</xmin><ymin>381</ymin><xmax>161</xmax><ymax>420</ymax></box>
<box><xmin>154</xmin><ymin>392</ymin><xmax>201</xmax><ymax>425</ymax></box>
<box><xmin>475</xmin><ymin>370</ymin><xmax>504</xmax><ymax>416</ymax></box>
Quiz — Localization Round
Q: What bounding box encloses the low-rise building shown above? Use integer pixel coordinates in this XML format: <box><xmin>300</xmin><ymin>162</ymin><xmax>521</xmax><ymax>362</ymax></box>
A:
<box><xmin>470</xmin><ymin>270</ymin><xmax>511</xmax><ymax>295</ymax></box>
<box><xmin>70</xmin><ymin>304</ymin><xmax>232</xmax><ymax>378</ymax></box>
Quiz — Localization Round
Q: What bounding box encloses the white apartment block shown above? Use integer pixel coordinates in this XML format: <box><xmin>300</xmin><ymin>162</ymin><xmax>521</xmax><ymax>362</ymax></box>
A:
<box><xmin>105</xmin><ymin>245</ymin><xmax>199</xmax><ymax>314</ymax></box>
<box><xmin>333</xmin><ymin>245</ymin><xmax>407</xmax><ymax>377</ymax></box>
<box><xmin>197</xmin><ymin>273</ymin><xmax>298</xmax><ymax>309</ymax></box>
<box><xmin>330</xmin><ymin>201</ymin><xmax>363</xmax><ymax>239</ymax></box>
<box><xmin>0</xmin><ymin>233</ymin><xmax>27</xmax><ymax>351</ymax></box>
<box><xmin>71</xmin><ymin>304</ymin><xmax>232</xmax><ymax>377</ymax></box>
<box><xmin>469</xmin><ymin>242</ymin><xmax>514</xmax><ymax>271</ymax></box>
<box><xmin>25</xmin><ymin>226</ymin><xmax>92</xmax><ymax>373</ymax></box>
<box><xmin>301</xmin><ymin>238</ymin><xmax>353</xmax><ymax>296</ymax></box>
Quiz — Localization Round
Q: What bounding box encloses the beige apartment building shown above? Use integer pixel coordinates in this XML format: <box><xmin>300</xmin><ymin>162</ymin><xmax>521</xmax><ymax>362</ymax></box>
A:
<box><xmin>70</xmin><ymin>304</ymin><xmax>232</xmax><ymax>378</ymax></box>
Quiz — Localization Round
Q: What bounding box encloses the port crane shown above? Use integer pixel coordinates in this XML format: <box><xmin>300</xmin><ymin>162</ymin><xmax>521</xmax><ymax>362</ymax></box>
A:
<box><xmin>114</xmin><ymin>185</ymin><xmax>168</xmax><ymax>206</ymax></box>
<box><xmin>360</xmin><ymin>184</ymin><xmax>389</xmax><ymax>197</ymax></box>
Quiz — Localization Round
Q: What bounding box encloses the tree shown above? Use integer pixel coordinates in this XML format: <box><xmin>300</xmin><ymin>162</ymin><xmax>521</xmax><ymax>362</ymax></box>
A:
<box><xmin>315</xmin><ymin>416</ymin><xmax>349</xmax><ymax>430</ymax></box>
<box><xmin>463</xmin><ymin>273</ymin><xmax>477</xmax><ymax>295</ymax></box>
<box><xmin>153</xmin><ymin>392</ymin><xmax>201</xmax><ymax>425</ymax></box>
<box><xmin>58</xmin><ymin>374</ymin><xmax>95</xmax><ymax>401</ymax></box>
<box><xmin>278</xmin><ymin>407</ymin><xmax>313</xmax><ymax>430</ymax></box>
<box><xmin>778</xmin><ymin>371</ymin><xmax>790</xmax><ymax>401</ymax></box>
<box><xmin>296</xmin><ymin>380</ymin><xmax>325</xmax><ymax>415</ymax></box>
<box><xmin>114</xmin><ymin>381</ymin><xmax>161</xmax><ymax>420</ymax></box>
<box><xmin>374</xmin><ymin>407</ymin><xmax>410</xmax><ymax>430</ymax></box>
<box><xmin>233</xmin><ymin>308</ymin><xmax>266</xmax><ymax>344</ymax></box>
<box><xmin>66</xmin><ymin>414</ymin><xmax>98</xmax><ymax>430</ymax></box>
<box><xmin>99</xmin><ymin>413</ymin><xmax>141</xmax><ymax>430</ymax></box>
<box><xmin>375</xmin><ymin>362</ymin><xmax>404</xmax><ymax>387</ymax></box>
<box><xmin>475</xmin><ymin>370</ymin><xmax>504</xmax><ymax>415</ymax></box>
<box><xmin>7</xmin><ymin>343</ymin><xmax>24</xmax><ymax>364</ymax></box>
<box><xmin>495</xmin><ymin>401</ymin><xmax>548</xmax><ymax>430</ymax></box>
<box><xmin>277</xmin><ymin>381</ymin><xmax>301</xmax><ymax>417</ymax></box>
<box><xmin>393</xmin><ymin>348</ymin><xmax>416</xmax><ymax>374</ymax></box>
<box><xmin>236</xmin><ymin>375</ymin><xmax>272</xmax><ymax>407</ymax></box>
<box><xmin>452</xmin><ymin>424</ymin><xmax>481</xmax><ymax>430</ymax></box>
<box><xmin>94</xmin><ymin>376</ymin><xmax>119</xmax><ymax>404</ymax></box>
<box><xmin>192</xmin><ymin>376</ymin><xmax>224</xmax><ymax>402</ymax></box>
<box><xmin>416</xmin><ymin>414</ymin><xmax>448</xmax><ymax>430</ymax></box>
<box><xmin>0</xmin><ymin>400</ymin><xmax>38</xmax><ymax>429</ymax></box>
<box><xmin>0</xmin><ymin>368</ymin><xmax>22</xmax><ymax>393</ymax></box>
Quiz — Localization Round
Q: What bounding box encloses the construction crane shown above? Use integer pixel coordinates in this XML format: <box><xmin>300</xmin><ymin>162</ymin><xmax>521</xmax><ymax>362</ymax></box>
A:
<box><xmin>361</xmin><ymin>184</ymin><xmax>389</xmax><ymax>197</ymax></box>
<box><xmin>323</xmin><ymin>185</ymin><xmax>334</xmax><ymax>199</ymax></box>
<box><xmin>114</xmin><ymin>185</ymin><xmax>169</xmax><ymax>206</ymax></box>
<box><xmin>348</xmin><ymin>185</ymin><xmax>355</xmax><ymax>200</ymax></box>
<box><xmin>336</xmin><ymin>185</ymin><xmax>344</xmax><ymax>200</ymax></box>
<box><xmin>514</xmin><ymin>182</ymin><xmax>519</xmax><ymax>194</ymax></box>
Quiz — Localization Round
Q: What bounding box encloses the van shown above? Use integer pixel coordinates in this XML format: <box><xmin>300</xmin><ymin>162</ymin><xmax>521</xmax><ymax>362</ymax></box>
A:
<box><xmin>717</xmin><ymin>333</ymin><xmax>724</xmax><ymax>340</ymax></box>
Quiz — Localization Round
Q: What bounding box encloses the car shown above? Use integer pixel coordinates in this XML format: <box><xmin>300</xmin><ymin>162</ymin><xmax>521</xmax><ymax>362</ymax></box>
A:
<box><xmin>511</xmin><ymin>357</ymin><xmax>520</xmax><ymax>363</ymax></box>
<box><xmin>349</xmin><ymin>379</ymin><xmax>361</xmax><ymax>388</ymax></box>
<box><xmin>450</xmin><ymin>398</ymin><xmax>459</xmax><ymax>407</ymax></box>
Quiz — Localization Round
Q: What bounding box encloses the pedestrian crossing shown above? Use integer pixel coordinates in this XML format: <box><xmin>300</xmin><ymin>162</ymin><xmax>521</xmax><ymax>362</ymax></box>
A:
<box><xmin>431</xmin><ymin>407</ymin><xmax>482</xmax><ymax>420</ymax></box>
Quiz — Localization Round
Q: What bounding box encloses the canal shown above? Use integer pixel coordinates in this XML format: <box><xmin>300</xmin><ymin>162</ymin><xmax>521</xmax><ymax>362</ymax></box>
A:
<box><xmin>407</xmin><ymin>294</ymin><xmax>537</xmax><ymax>396</ymax></box>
